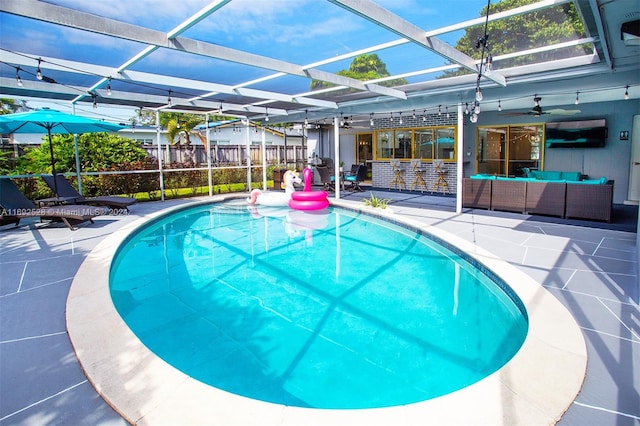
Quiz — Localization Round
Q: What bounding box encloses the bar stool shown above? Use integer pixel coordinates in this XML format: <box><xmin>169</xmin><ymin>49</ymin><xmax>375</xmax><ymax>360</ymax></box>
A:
<box><xmin>410</xmin><ymin>160</ymin><xmax>428</xmax><ymax>192</ymax></box>
<box><xmin>432</xmin><ymin>160</ymin><xmax>449</xmax><ymax>194</ymax></box>
<box><xmin>389</xmin><ymin>160</ymin><xmax>406</xmax><ymax>191</ymax></box>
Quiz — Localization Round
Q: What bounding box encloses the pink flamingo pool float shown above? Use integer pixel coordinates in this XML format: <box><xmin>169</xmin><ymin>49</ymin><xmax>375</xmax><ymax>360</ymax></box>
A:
<box><xmin>289</xmin><ymin>167</ymin><xmax>329</xmax><ymax>211</ymax></box>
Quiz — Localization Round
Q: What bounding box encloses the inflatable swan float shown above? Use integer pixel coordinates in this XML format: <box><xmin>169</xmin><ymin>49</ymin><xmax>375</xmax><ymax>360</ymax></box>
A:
<box><xmin>247</xmin><ymin>169</ymin><xmax>302</xmax><ymax>206</ymax></box>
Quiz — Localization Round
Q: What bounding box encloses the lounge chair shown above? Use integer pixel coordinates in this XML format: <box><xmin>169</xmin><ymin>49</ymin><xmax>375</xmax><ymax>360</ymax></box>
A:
<box><xmin>42</xmin><ymin>174</ymin><xmax>137</xmax><ymax>211</ymax></box>
<box><xmin>0</xmin><ymin>179</ymin><xmax>105</xmax><ymax>230</ymax></box>
<box><xmin>344</xmin><ymin>164</ymin><xmax>368</xmax><ymax>192</ymax></box>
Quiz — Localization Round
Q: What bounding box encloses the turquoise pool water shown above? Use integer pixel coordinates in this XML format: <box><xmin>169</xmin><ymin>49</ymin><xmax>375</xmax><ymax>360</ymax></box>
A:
<box><xmin>110</xmin><ymin>201</ymin><xmax>528</xmax><ymax>409</ymax></box>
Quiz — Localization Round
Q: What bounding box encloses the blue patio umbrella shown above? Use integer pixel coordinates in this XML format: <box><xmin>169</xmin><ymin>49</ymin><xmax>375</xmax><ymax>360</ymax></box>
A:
<box><xmin>0</xmin><ymin>108</ymin><xmax>127</xmax><ymax>194</ymax></box>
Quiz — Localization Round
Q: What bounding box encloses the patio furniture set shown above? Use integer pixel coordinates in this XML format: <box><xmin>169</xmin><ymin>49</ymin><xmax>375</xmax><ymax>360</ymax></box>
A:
<box><xmin>0</xmin><ymin>175</ymin><xmax>136</xmax><ymax>230</ymax></box>
<box><xmin>462</xmin><ymin>170</ymin><xmax>614</xmax><ymax>222</ymax></box>
<box><xmin>316</xmin><ymin>164</ymin><xmax>368</xmax><ymax>192</ymax></box>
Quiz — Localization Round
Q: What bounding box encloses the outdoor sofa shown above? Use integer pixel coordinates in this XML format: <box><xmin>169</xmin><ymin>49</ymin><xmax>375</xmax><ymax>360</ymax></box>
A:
<box><xmin>463</xmin><ymin>173</ymin><xmax>613</xmax><ymax>222</ymax></box>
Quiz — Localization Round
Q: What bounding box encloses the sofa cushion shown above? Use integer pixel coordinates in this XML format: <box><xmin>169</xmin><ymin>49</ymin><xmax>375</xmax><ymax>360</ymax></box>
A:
<box><xmin>470</xmin><ymin>174</ymin><xmax>496</xmax><ymax>180</ymax></box>
<box><xmin>561</xmin><ymin>171</ymin><xmax>582</xmax><ymax>181</ymax></box>
<box><xmin>571</xmin><ymin>178</ymin><xmax>606</xmax><ymax>184</ymax></box>
<box><xmin>579</xmin><ymin>180</ymin><xmax>601</xmax><ymax>184</ymax></box>
<box><xmin>531</xmin><ymin>170</ymin><xmax>562</xmax><ymax>180</ymax></box>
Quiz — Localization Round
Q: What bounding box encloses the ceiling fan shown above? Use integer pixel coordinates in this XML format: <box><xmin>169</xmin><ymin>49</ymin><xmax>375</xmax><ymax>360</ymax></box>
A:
<box><xmin>501</xmin><ymin>96</ymin><xmax>581</xmax><ymax>117</ymax></box>
<box><xmin>338</xmin><ymin>115</ymin><xmax>370</xmax><ymax>129</ymax></box>
<box><xmin>339</xmin><ymin>115</ymin><xmax>353</xmax><ymax>128</ymax></box>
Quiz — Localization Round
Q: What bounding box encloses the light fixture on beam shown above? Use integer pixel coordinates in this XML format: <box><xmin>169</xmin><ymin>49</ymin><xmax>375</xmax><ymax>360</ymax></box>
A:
<box><xmin>36</xmin><ymin>58</ymin><xmax>43</xmax><ymax>80</ymax></box>
<box><xmin>533</xmin><ymin>95</ymin><xmax>541</xmax><ymax>107</ymax></box>
<box><xmin>15</xmin><ymin>67</ymin><xmax>22</xmax><ymax>86</ymax></box>
<box><xmin>90</xmin><ymin>91</ymin><xmax>98</xmax><ymax>109</ymax></box>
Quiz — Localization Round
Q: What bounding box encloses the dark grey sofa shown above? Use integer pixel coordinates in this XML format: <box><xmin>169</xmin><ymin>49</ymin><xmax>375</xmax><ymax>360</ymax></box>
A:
<box><xmin>462</xmin><ymin>177</ymin><xmax>614</xmax><ymax>222</ymax></box>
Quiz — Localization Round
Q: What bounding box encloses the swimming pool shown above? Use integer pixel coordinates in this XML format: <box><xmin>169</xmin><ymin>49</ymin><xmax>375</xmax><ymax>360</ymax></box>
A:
<box><xmin>109</xmin><ymin>200</ymin><xmax>527</xmax><ymax>409</ymax></box>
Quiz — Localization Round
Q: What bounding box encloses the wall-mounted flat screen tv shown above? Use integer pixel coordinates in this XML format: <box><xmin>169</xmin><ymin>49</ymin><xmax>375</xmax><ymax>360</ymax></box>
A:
<box><xmin>545</xmin><ymin>119</ymin><xmax>607</xmax><ymax>148</ymax></box>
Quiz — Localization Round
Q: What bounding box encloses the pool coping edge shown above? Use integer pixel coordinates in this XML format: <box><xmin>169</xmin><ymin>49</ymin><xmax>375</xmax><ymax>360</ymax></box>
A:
<box><xmin>66</xmin><ymin>195</ymin><xmax>587</xmax><ymax>426</ymax></box>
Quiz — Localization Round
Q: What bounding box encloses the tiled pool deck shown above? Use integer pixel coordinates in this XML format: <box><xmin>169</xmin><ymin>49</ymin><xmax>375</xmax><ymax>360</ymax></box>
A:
<box><xmin>1</xmin><ymin>190</ymin><xmax>638</xmax><ymax>425</ymax></box>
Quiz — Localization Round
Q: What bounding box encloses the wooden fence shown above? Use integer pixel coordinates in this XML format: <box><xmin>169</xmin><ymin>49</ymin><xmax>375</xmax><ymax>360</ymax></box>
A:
<box><xmin>143</xmin><ymin>144</ymin><xmax>308</xmax><ymax>169</ymax></box>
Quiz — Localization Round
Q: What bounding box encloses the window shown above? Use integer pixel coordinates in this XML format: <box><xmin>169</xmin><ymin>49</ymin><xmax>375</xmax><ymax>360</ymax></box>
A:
<box><xmin>435</xmin><ymin>128</ymin><xmax>455</xmax><ymax>160</ymax></box>
<box><xmin>414</xmin><ymin>129</ymin><xmax>433</xmax><ymax>160</ymax></box>
<box><xmin>356</xmin><ymin>133</ymin><xmax>373</xmax><ymax>164</ymax></box>
<box><xmin>477</xmin><ymin>127</ymin><xmax>505</xmax><ymax>176</ymax></box>
<box><xmin>376</xmin><ymin>131</ymin><xmax>393</xmax><ymax>159</ymax></box>
<box><xmin>374</xmin><ymin>126</ymin><xmax>456</xmax><ymax>160</ymax></box>
<box><xmin>477</xmin><ymin>125</ymin><xmax>543</xmax><ymax>176</ymax></box>
<box><xmin>394</xmin><ymin>130</ymin><xmax>412</xmax><ymax>159</ymax></box>
<box><xmin>507</xmin><ymin>126</ymin><xmax>542</xmax><ymax>176</ymax></box>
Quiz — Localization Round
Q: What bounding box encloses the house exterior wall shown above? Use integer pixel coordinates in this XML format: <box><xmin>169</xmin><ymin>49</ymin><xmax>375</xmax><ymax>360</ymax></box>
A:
<box><xmin>465</xmin><ymin>99</ymin><xmax>639</xmax><ymax>204</ymax></box>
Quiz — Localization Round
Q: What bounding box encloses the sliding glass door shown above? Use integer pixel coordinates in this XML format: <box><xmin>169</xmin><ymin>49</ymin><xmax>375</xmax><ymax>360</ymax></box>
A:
<box><xmin>477</xmin><ymin>125</ymin><xmax>543</xmax><ymax>176</ymax></box>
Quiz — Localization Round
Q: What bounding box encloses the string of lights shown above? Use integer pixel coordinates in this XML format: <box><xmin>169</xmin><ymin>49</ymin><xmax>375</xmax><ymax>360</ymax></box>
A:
<box><xmin>1</xmin><ymin>48</ymin><xmax>635</xmax><ymax>126</ymax></box>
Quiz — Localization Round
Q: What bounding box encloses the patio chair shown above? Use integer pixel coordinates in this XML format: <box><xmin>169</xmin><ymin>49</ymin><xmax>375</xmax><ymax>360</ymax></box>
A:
<box><xmin>344</xmin><ymin>164</ymin><xmax>368</xmax><ymax>192</ymax></box>
<box><xmin>0</xmin><ymin>179</ymin><xmax>105</xmax><ymax>230</ymax></box>
<box><xmin>42</xmin><ymin>174</ymin><xmax>137</xmax><ymax>211</ymax></box>
<box><xmin>315</xmin><ymin>166</ymin><xmax>335</xmax><ymax>192</ymax></box>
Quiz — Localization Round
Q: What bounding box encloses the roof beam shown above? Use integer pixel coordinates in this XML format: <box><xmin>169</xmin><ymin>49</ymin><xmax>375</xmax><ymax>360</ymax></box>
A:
<box><xmin>233</xmin><ymin>0</ymin><xmax>569</xmax><ymax>101</ymax></box>
<box><xmin>0</xmin><ymin>0</ymin><xmax>405</xmax><ymax>99</ymax></box>
<box><xmin>327</xmin><ymin>0</ymin><xmax>507</xmax><ymax>87</ymax></box>
<box><xmin>2</xmin><ymin>50</ymin><xmax>338</xmax><ymax>110</ymax></box>
<box><xmin>75</xmin><ymin>1</ymin><xmax>232</xmax><ymax>104</ymax></box>
<box><xmin>166</xmin><ymin>0</ymin><xmax>232</xmax><ymax>39</ymax></box>
<box><xmin>0</xmin><ymin>77</ymin><xmax>290</xmax><ymax>116</ymax></box>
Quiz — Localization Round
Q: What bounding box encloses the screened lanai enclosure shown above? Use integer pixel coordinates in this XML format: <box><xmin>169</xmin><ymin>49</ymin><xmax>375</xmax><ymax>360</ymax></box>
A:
<box><xmin>0</xmin><ymin>0</ymin><xmax>638</xmax><ymax>204</ymax></box>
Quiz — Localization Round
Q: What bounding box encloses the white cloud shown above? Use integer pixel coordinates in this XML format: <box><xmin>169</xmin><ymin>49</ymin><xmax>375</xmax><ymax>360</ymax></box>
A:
<box><xmin>52</xmin><ymin>0</ymin><xmax>214</xmax><ymax>28</ymax></box>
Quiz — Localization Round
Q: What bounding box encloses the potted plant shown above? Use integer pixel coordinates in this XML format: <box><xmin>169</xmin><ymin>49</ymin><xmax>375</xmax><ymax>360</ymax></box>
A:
<box><xmin>339</xmin><ymin>161</ymin><xmax>344</xmax><ymax>173</ymax></box>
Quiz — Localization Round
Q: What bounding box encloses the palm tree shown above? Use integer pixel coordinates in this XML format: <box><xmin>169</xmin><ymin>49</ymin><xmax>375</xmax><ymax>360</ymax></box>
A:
<box><xmin>0</xmin><ymin>98</ymin><xmax>28</xmax><ymax>115</ymax></box>
<box><xmin>162</xmin><ymin>113</ymin><xmax>205</xmax><ymax>163</ymax></box>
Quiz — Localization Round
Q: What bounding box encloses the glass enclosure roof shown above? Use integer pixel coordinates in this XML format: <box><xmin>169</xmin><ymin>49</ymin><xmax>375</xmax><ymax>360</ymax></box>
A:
<box><xmin>0</xmin><ymin>0</ymin><xmax>637</xmax><ymax>124</ymax></box>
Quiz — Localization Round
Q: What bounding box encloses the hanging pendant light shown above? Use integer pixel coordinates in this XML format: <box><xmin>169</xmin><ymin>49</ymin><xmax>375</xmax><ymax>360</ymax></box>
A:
<box><xmin>475</xmin><ymin>85</ymin><xmax>483</xmax><ymax>102</ymax></box>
